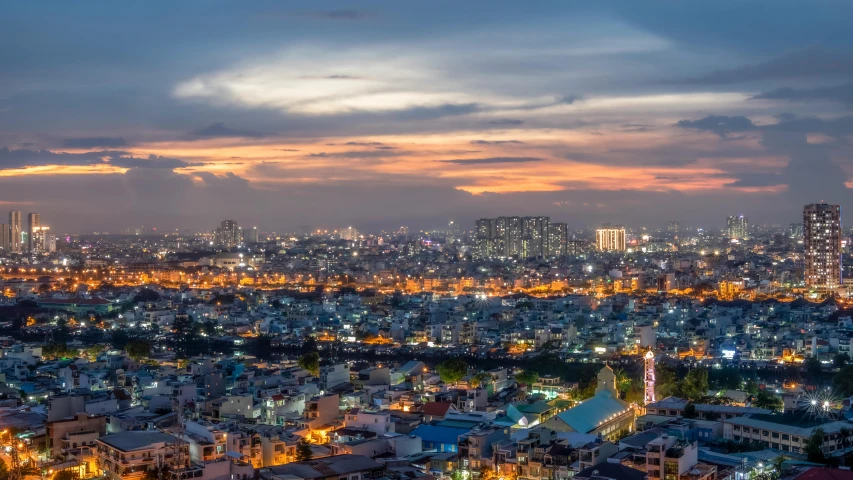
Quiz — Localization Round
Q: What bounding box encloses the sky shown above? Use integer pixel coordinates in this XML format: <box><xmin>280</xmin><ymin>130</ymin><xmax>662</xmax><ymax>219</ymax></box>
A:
<box><xmin>3</xmin><ymin>0</ymin><xmax>853</xmax><ymax>233</ymax></box>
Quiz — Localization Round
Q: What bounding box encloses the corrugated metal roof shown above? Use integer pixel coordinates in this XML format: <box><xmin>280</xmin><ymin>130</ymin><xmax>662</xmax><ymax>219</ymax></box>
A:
<box><xmin>554</xmin><ymin>390</ymin><xmax>630</xmax><ymax>433</ymax></box>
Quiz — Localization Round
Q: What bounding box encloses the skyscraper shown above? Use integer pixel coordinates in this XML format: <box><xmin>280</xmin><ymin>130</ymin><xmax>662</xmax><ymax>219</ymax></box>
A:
<box><xmin>8</xmin><ymin>211</ymin><xmax>20</xmax><ymax>253</ymax></box>
<box><xmin>27</xmin><ymin>213</ymin><xmax>40</xmax><ymax>252</ymax></box>
<box><xmin>215</xmin><ymin>220</ymin><xmax>242</xmax><ymax>247</ymax></box>
<box><xmin>244</xmin><ymin>226</ymin><xmax>259</xmax><ymax>244</ymax></box>
<box><xmin>0</xmin><ymin>224</ymin><xmax>9</xmax><ymax>251</ymax></box>
<box><xmin>473</xmin><ymin>216</ymin><xmax>552</xmax><ymax>259</ymax></box>
<box><xmin>547</xmin><ymin>222</ymin><xmax>568</xmax><ymax>257</ymax></box>
<box><xmin>804</xmin><ymin>203</ymin><xmax>841</xmax><ymax>291</ymax></box>
<box><xmin>596</xmin><ymin>226</ymin><xmax>626</xmax><ymax>252</ymax></box>
<box><xmin>726</xmin><ymin>215</ymin><xmax>749</xmax><ymax>240</ymax></box>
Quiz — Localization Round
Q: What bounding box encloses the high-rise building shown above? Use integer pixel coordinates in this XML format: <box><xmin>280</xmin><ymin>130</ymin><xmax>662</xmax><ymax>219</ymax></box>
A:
<box><xmin>446</xmin><ymin>220</ymin><xmax>462</xmax><ymax>244</ymax></box>
<box><xmin>244</xmin><ymin>226</ymin><xmax>259</xmax><ymax>244</ymax></box>
<box><xmin>8</xmin><ymin>211</ymin><xmax>21</xmax><ymax>253</ymax></box>
<box><xmin>547</xmin><ymin>223</ymin><xmax>568</xmax><ymax>257</ymax></box>
<box><xmin>596</xmin><ymin>226</ymin><xmax>626</xmax><ymax>252</ymax></box>
<box><xmin>31</xmin><ymin>225</ymin><xmax>49</xmax><ymax>254</ymax></box>
<box><xmin>27</xmin><ymin>213</ymin><xmax>40</xmax><ymax>252</ymax></box>
<box><xmin>521</xmin><ymin>216</ymin><xmax>549</xmax><ymax>257</ymax></box>
<box><xmin>474</xmin><ymin>216</ymin><xmax>553</xmax><ymax>259</ymax></box>
<box><xmin>0</xmin><ymin>224</ymin><xmax>9</xmax><ymax>251</ymax></box>
<box><xmin>726</xmin><ymin>215</ymin><xmax>749</xmax><ymax>240</ymax></box>
<box><xmin>340</xmin><ymin>226</ymin><xmax>359</xmax><ymax>241</ymax></box>
<box><xmin>43</xmin><ymin>232</ymin><xmax>56</xmax><ymax>253</ymax></box>
<box><xmin>667</xmin><ymin>221</ymin><xmax>680</xmax><ymax>235</ymax></box>
<box><xmin>215</xmin><ymin>220</ymin><xmax>242</xmax><ymax>248</ymax></box>
<box><xmin>804</xmin><ymin>203</ymin><xmax>842</xmax><ymax>291</ymax></box>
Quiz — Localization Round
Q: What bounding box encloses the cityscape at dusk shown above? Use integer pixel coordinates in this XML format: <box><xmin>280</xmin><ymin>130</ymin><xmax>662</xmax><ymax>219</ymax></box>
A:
<box><xmin>4</xmin><ymin>4</ymin><xmax>853</xmax><ymax>480</ymax></box>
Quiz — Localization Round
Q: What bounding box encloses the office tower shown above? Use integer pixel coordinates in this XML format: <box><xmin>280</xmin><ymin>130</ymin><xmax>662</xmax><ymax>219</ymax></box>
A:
<box><xmin>215</xmin><ymin>219</ymin><xmax>242</xmax><ymax>247</ymax></box>
<box><xmin>27</xmin><ymin>213</ymin><xmax>40</xmax><ymax>252</ymax></box>
<box><xmin>244</xmin><ymin>226</ymin><xmax>259</xmax><ymax>244</ymax></box>
<box><xmin>9</xmin><ymin>211</ymin><xmax>20</xmax><ymax>253</ymax></box>
<box><xmin>726</xmin><ymin>215</ymin><xmax>749</xmax><ymax>240</ymax></box>
<box><xmin>804</xmin><ymin>203</ymin><xmax>841</xmax><ymax>291</ymax></box>
<box><xmin>596</xmin><ymin>225</ymin><xmax>626</xmax><ymax>252</ymax></box>
<box><xmin>547</xmin><ymin>222</ymin><xmax>568</xmax><ymax>257</ymax></box>
<box><xmin>0</xmin><ymin>224</ymin><xmax>8</xmax><ymax>251</ymax></box>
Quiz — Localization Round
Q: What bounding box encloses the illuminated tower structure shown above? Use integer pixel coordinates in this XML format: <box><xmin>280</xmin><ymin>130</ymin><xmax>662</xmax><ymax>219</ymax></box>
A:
<box><xmin>644</xmin><ymin>349</ymin><xmax>655</xmax><ymax>406</ymax></box>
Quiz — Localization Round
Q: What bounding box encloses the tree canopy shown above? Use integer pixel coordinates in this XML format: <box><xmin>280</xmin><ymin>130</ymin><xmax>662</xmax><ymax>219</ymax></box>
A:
<box><xmin>436</xmin><ymin>358</ymin><xmax>469</xmax><ymax>385</ymax></box>
<box><xmin>298</xmin><ymin>352</ymin><xmax>320</xmax><ymax>376</ymax></box>
<box><xmin>126</xmin><ymin>339</ymin><xmax>152</xmax><ymax>362</ymax></box>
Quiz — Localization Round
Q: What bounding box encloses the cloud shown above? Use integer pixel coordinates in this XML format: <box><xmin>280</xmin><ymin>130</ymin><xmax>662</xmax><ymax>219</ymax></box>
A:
<box><xmin>675</xmin><ymin>115</ymin><xmax>757</xmax><ymax>137</ymax></box>
<box><xmin>307</xmin><ymin>150</ymin><xmax>405</xmax><ymax>159</ymax></box>
<box><xmin>488</xmin><ymin>119</ymin><xmax>524</xmax><ymax>126</ymax></box>
<box><xmin>470</xmin><ymin>140</ymin><xmax>525</xmax><ymax>145</ymax></box>
<box><xmin>312</xmin><ymin>10</ymin><xmax>370</xmax><ymax>20</ymax></box>
<box><xmin>190</xmin><ymin>122</ymin><xmax>267</xmax><ymax>139</ymax></box>
<box><xmin>752</xmin><ymin>83</ymin><xmax>853</xmax><ymax>105</ymax></box>
<box><xmin>439</xmin><ymin>157</ymin><xmax>541</xmax><ymax>165</ymax></box>
<box><xmin>63</xmin><ymin>136</ymin><xmax>127</xmax><ymax>148</ymax></box>
<box><xmin>685</xmin><ymin>46</ymin><xmax>853</xmax><ymax>84</ymax></box>
<box><xmin>0</xmin><ymin>147</ymin><xmax>193</xmax><ymax>170</ymax></box>
<box><xmin>108</xmin><ymin>155</ymin><xmax>197</xmax><ymax>169</ymax></box>
<box><xmin>558</xmin><ymin>95</ymin><xmax>583</xmax><ymax>104</ymax></box>
<box><xmin>393</xmin><ymin>103</ymin><xmax>481</xmax><ymax>121</ymax></box>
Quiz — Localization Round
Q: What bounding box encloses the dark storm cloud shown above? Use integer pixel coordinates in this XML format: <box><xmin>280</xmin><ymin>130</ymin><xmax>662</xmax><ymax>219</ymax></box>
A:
<box><xmin>470</xmin><ymin>140</ymin><xmax>525</xmax><ymax>145</ymax></box>
<box><xmin>675</xmin><ymin>115</ymin><xmax>757</xmax><ymax>138</ymax></box>
<box><xmin>392</xmin><ymin>103</ymin><xmax>481</xmax><ymax>121</ymax></box>
<box><xmin>63</xmin><ymin>136</ymin><xmax>127</xmax><ymax>148</ymax></box>
<box><xmin>683</xmin><ymin>46</ymin><xmax>853</xmax><ymax>84</ymax></box>
<box><xmin>109</xmin><ymin>155</ymin><xmax>198</xmax><ymax>169</ymax></box>
<box><xmin>190</xmin><ymin>123</ymin><xmax>267</xmax><ymax>139</ymax></box>
<box><xmin>488</xmin><ymin>119</ymin><xmax>524</xmax><ymax>126</ymax></box>
<box><xmin>0</xmin><ymin>147</ymin><xmax>193</xmax><ymax>170</ymax></box>
<box><xmin>439</xmin><ymin>157</ymin><xmax>541</xmax><ymax>165</ymax></box>
<box><xmin>752</xmin><ymin>83</ymin><xmax>853</xmax><ymax>105</ymax></box>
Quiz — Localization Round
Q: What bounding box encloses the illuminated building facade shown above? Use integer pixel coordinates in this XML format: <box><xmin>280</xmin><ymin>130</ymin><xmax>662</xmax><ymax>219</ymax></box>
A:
<box><xmin>215</xmin><ymin>219</ymin><xmax>242</xmax><ymax>247</ymax></box>
<box><xmin>475</xmin><ymin>216</ymin><xmax>566</xmax><ymax>259</ymax></box>
<box><xmin>804</xmin><ymin>203</ymin><xmax>842</xmax><ymax>291</ymax></box>
<box><xmin>596</xmin><ymin>226</ymin><xmax>626</xmax><ymax>252</ymax></box>
<box><xmin>644</xmin><ymin>349</ymin><xmax>655</xmax><ymax>406</ymax></box>
<box><xmin>27</xmin><ymin>212</ymin><xmax>40</xmax><ymax>252</ymax></box>
<box><xmin>547</xmin><ymin>222</ymin><xmax>568</xmax><ymax>257</ymax></box>
<box><xmin>8</xmin><ymin>210</ymin><xmax>20</xmax><ymax>253</ymax></box>
<box><xmin>726</xmin><ymin>214</ymin><xmax>749</xmax><ymax>240</ymax></box>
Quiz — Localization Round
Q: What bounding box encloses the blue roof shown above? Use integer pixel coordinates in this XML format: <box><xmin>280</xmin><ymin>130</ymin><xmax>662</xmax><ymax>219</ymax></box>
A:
<box><xmin>410</xmin><ymin>425</ymin><xmax>471</xmax><ymax>445</ymax></box>
<box><xmin>553</xmin><ymin>390</ymin><xmax>629</xmax><ymax>433</ymax></box>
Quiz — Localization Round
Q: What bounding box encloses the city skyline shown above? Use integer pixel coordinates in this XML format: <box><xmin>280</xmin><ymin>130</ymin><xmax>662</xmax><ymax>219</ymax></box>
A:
<box><xmin>3</xmin><ymin>2</ymin><xmax>853</xmax><ymax>231</ymax></box>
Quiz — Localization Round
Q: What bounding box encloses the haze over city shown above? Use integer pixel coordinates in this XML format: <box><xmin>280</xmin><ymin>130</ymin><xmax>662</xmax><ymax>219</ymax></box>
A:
<box><xmin>4</xmin><ymin>1</ymin><xmax>853</xmax><ymax>232</ymax></box>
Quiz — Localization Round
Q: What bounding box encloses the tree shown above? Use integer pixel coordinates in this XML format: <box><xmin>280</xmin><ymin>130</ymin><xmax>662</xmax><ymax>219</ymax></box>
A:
<box><xmin>42</xmin><ymin>342</ymin><xmax>77</xmax><ymax>360</ymax></box>
<box><xmin>298</xmin><ymin>352</ymin><xmax>320</xmax><ymax>376</ymax></box>
<box><xmin>253</xmin><ymin>334</ymin><xmax>273</xmax><ymax>361</ymax></box>
<box><xmin>133</xmin><ymin>289</ymin><xmax>160</xmax><ymax>303</ymax></box>
<box><xmin>745</xmin><ymin>378</ymin><xmax>759</xmax><ymax>396</ymax></box>
<box><xmin>614</xmin><ymin>368</ymin><xmax>633</xmax><ymax>398</ymax></box>
<box><xmin>0</xmin><ymin>458</ymin><xmax>8</xmax><ymax>480</ymax></box>
<box><xmin>54</xmin><ymin>470</ymin><xmax>78</xmax><ymax>480</ymax></box>
<box><xmin>805</xmin><ymin>356</ymin><xmax>823</xmax><ymax>379</ymax></box>
<box><xmin>111</xmin><ymin>329</ymin><xmax>130</xmax><ymax>350</ymax></box>
<box><xmin>515</xmin><ymin>370</ymin><xmax>540</xmax><ymax>391</ymax></box>
<box><xmin>684</xmin><ymin>402</ymin><xmax>697</xmax><ymax>419</ymax></box>
<box><xmin>681</xmin><ymin>369</ymin><xmax>709</xmax><ymax>402</ymax></box>
<box><xmin>296</xmin><ymin>438</ymin><xmax>313</xmax><ymax>461</ymax></box>
<box><xmin>805</xmin><ymin>428</ymin><xmax>827</xmax><ymax>464</ymax></box>
<box><xmin>126</xmin><ymin>339</ymin><xmax>152</xmax><ymax>362</ymax></box>
<box><xmin>469</xmin><ymin>372</ymin><xmax>492</xmax><ymax>389</ymax></box>
<box><xmin>303</xmin><ymin>336</ymin><xmax>318</xmax><ymax>353</ymax></box>
<box><xmin>656</xmin><ymin>363</ymin><xmax>682</xmax><ymax>399</ymax></box>
<box><xmin>436</xmin><ymin>358</ymin><xmax>469</xmax><ymax>385</ymax></box>
<box><xmin>752</xmin><ymin>390</ymin><xmax>783</xmax><ymax>412</ymax></box>
<box><xmin>835</xmin><ymin>353</ymin><xmax>851</xmax><ymax>368</ymax></box>
<box><xmin>85</xmin><ymin>344</ymin><xmax>105</xmax><ymax>361</ymax></box>
<box><xmin>834</xmin><ymin>366</ymin><xmax>853</xmax><ymax>397</ymax></box>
